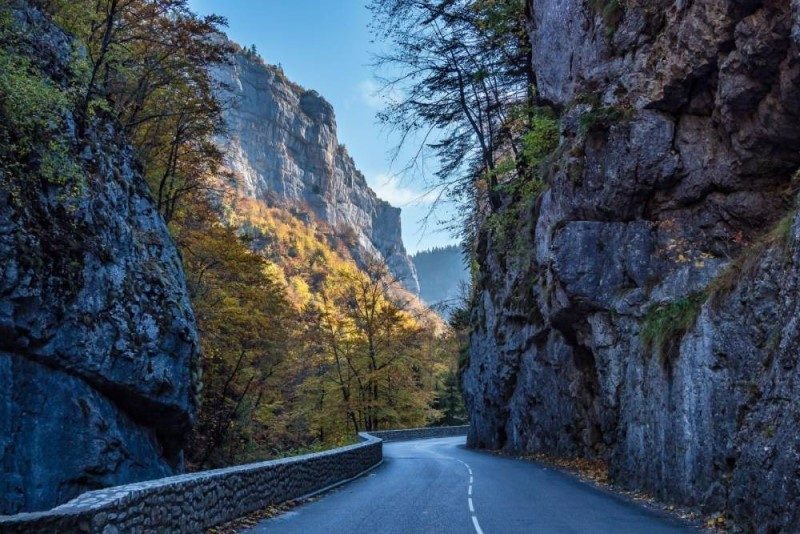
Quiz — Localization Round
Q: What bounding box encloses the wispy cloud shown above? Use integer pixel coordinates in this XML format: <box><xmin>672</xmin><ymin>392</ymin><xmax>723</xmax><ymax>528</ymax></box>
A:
<box><xmin>358</xmin><ymin>79</ymin><xmax>402</xmax><ymax>110</ymax></box>
<box><xmin>371</xmin><ymin>174</ymin><xmax>438</xmax><ymax>207</ymax></box>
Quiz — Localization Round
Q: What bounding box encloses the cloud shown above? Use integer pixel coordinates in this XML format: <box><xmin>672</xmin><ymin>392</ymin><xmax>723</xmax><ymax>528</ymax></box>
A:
<box><xmin>359</xmin><ymin>80</ymin><xmax>382</xmax><ymax>109</ymax></box>
<box><xmin>358</xmin><ymin>79</ymin><xmax>403</xmax><ymax>110</ymax></box>
<box><xmin>371</xmin><ymin>174</ymin><xmax>438</xmax><ymax>207</ymax></box>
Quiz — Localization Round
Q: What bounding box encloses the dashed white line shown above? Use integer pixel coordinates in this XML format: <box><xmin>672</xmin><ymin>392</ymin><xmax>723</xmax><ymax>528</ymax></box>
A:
<box><xmin>472</xmin><ymin>515</ymin><xmax>485</xmax><ymax>534</ymax></box>
<box><xmin>458</xmin><ymin>461</ymin><xmax>484</xmax><ymax>534</ymax></box>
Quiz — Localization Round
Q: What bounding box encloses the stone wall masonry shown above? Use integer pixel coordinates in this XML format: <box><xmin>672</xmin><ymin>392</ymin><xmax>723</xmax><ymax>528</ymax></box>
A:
<box><xmin>368</xmin><ymin>425</ymin><xmax>469</xmax><ymax>443</ymax></box>
<box><xmin>0</xmin><ymin>434</ymin><xmax>382</xmax><ymax>533</ymax></box>
<box><xmin>0</xmin><ymin>426</ymin><xmax>468</xmax><ymax>532</ymax></box>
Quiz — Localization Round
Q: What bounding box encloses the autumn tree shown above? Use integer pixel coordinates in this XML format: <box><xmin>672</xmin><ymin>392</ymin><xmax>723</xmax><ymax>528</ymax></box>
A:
<box><xmin>177</xmin><ymin>201</ymin><xmax>297</xmax><ymax>467</ymax></box>
<box><xmin>302</xmin><ymin>260</ymin><xmax>437</xmax><ymax>439</ymax></box>
<box><xmin>44</xmin><ymin>0</ymin><xmax>232</xmax><ymax>222</ymax></box>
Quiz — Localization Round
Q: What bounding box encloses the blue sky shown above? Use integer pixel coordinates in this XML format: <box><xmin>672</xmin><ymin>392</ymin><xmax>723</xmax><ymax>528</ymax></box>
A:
<box><xmin>188</xmin><ymin>0</ymin><xmax>457</xmax><ymax>253</ymax></box>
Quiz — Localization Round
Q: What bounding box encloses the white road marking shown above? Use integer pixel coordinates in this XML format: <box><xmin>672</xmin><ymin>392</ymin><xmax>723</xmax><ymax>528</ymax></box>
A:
<box><xmin>454</xmin><ymin>457</ymin><xmax>484</xmax><ymax>534</ymax></box>
<box><xmin>472</xmin><ymin>515</ymin><xmax>485</xmax><ymax>534</ymax></box>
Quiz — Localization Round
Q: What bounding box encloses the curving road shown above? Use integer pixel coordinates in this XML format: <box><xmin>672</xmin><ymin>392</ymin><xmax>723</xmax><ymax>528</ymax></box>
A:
<box><xmin>249</xmin><ymin>436</ymin><xmax>696</xmax><ymax>533</ymax></box>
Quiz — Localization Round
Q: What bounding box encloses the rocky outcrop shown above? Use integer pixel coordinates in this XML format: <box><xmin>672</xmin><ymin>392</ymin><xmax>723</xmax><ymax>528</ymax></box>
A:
<box><xmin>213</xmin><ymin>51</ymin><xmax>420</xmax><ymax>293</ymax></box>
<box><xmin>0</xmin><ymin>3</ymin><xmax>199</xmax><ymax>513</ymax></box>
<box><xmin>463</xmin><ymin>1</ymin><xmax>800</xmax><ymax>530</ymax></box>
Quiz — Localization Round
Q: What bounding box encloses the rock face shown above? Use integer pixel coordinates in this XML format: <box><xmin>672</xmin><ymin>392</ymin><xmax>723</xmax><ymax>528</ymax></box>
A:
<box><xmin>213</xmin><ymin>52</ymin><xmax>420</xmax><ymax>293</ymax></box>
<box><xmin>463</xmin><ymin>1</ymin><xmax>800</xmax><ymax>530</ymax></box>
<box><xmin>0</xmin><ymin>3</ymin><xmax>199</xmax><ymax>514</ymax></box>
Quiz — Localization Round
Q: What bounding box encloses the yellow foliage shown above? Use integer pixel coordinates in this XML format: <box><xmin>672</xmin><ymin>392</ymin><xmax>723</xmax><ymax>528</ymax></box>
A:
<box><xmin>177</xmin><ymin>191</ymin><xmax>457</xmax><ymax>465</ymax></box>
<box><xmin>225</xmin><ymin>194</ymin><xmax>454</xmax><ymax>441</ymax></box>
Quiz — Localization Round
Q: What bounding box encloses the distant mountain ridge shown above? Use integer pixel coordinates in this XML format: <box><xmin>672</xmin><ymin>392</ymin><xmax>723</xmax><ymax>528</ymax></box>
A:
<box><xmin>212</xmin><ymin>46</ymin><xmax>420</xmax><ymax>293</ymax></box>
<box><xmin>412</xmin><ymin>245</ymin><xmax>469</xmax><ymax>313</ymax></box>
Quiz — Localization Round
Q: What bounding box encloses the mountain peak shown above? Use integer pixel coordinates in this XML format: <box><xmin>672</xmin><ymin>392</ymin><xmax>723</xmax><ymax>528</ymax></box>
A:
<box><xmin>213</xmin><ymin>46</ymin><xmax>420</xmax><ymax>293</ymax></box>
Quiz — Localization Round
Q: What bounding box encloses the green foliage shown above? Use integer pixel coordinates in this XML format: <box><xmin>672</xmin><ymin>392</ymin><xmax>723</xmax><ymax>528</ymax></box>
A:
<box><xmin>486</xmin><ymin>177</ymin><xmax>544</xmax><ymax>248</ymax></box>
<box><xmin>0</xmin><ymin>6</ymin><xmax>10</xmax><ymax>29</ymax></box>
<box><xmin>590</xmin><ymin>0</ymin><xmax>625</xmax><ymax>33</ymax></box>
<box><xmin>489</xmin><ymin>158</ymin><xmax>518</xmax><ymax>180</ymax></box>
<box><xmin>521</xmin><ymin>113</ymin><xmax>560</xmax><ymax>168</ymax></box>
<box><xmin>483</xmin><ymin>107</ymin><xmax>558</xmax><ymax>259</ymax></box>
<box><xmin>641</xmin><ymin>292</ymin><xmax>705</xmax><ymax>360</ymax></box>
<box><xmin>579</xmin><ymin>105</ymin><xmax>629</xmax><ymax>135</ymax></box>
<box><xmin>40</xmin><ymin>139</ymin><xmax>83</xmax><ymax>188</ymax></box>
<box><xmin>0</xmin><ymin>55</ymin><xmax>67</xmax><ymax>146</ymax></box>
<box><xmin>708</xmin><ymin>212</ymin><xmax>796</xmax><ymax>305</ymax></box>
<box><xmin>48</xmin><ymin>0</ymin><xmax>94</xmax><ymax>38</ymax></box>
<box><xmin>771</xmin><ymin>212</ymin><xmax>795</xmax><ymax>246</ymax></box>
<box><xmin>457</xmin><ymin>345</ymin><xmax>470</xmax><ymax>371</ymax></box>
<box><xmin>432</xmin><ymin>368</ymin><xmax>468</xmax><ymax>426</ymax></box>
<box><xmin>0</xmin><ymin>14</ymin><xmax>83</xmax><ymax>190</ymax></box>
<box><xmin>473</xmin><ymin>0</ymin><xmax>527</xmax><ymax>38</ymax></box>
<box><xmin>469</xmin><ymin>256</ymin><xmax>481</xmax><ymax>287</ymax></box>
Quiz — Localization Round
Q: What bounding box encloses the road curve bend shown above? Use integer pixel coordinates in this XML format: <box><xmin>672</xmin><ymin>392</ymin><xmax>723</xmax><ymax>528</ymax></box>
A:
<box><xmin>248</xmin><ymin>436</ymin><xmax>695</xmax><ymax>533</ymax></box>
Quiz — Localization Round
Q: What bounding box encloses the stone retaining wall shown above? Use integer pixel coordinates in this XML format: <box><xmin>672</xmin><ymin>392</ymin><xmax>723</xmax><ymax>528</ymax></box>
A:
<box><xmin>368</xmin><ymin>425</ymin><xmax>469</xmax><ymax>443</ymax></box>
<box><xmin>0</xmin><ymin>426</ymin><xmax>469</xmax><ymax>532</ymax></box>
<box><xmin>0</xmin><ymin>433</ymin><xmax>382</xmax><ymax>533</ymax></box>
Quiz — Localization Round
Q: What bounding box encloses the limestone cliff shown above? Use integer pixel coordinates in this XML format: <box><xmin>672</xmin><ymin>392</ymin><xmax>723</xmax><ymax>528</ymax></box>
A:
<box><xmin>213</xmin><ymin>50</ymin><xmax>420</xmax><ymax>293</ymax></box>
<box><xmin>0</xmin><ymin>3</ymin><xmax>199</xmax><ymax>513</ymax></box>
<box><xmin>463</xmin><ymin>1</ymin><xmax>800</xmax><ymax>530</ymax></box>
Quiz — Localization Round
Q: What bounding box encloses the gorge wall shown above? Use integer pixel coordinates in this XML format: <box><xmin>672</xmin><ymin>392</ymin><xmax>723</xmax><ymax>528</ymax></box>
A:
<box><xmin>213</xmin><ymin>50</ymin><xmax>420</xmax><ymax>293</ymax></box>
<box><xmin>463</xmin><ymin>1</ymin><xmax>800</xmax><ymax>530</ymax></box>
<box><xmin>0</xmin><ymin>2</ymin><xmax>199</xmax><ymax>514</ymax></box>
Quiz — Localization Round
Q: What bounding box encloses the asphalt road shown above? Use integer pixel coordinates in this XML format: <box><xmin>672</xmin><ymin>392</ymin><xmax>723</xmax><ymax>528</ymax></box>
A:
<box><xmin>249</xmin><ymin>436</ymin><xmax>696</xmax><ymax>534</ymax></box>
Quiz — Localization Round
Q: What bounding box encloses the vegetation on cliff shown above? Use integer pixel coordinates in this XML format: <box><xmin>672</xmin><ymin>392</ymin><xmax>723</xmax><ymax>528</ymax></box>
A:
<box><xmin>370</xmin><ymin>0</ymin><xmax>562</xmax><ymax>269</ymax></box>
<box><xmin>372</xmin><ymin>0</ymin><xmax>800</xmax><ymax>530</ymax></box>
<box><xmin>0</xmin><ymin>1</ymin><xmax>203</xmax><ymax>511</ymax></box>
<box><xmin>0</xmin><ymin>5</ymin><xmax>83</xmax><ymax>193</ymax></box>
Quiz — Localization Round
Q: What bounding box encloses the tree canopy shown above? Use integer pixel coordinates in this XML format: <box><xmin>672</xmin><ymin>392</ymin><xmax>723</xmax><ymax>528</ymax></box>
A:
<box><xmin>369</xmin><ymin>0</ymin><xmax>532</xmax><ymax>211</ymax></box>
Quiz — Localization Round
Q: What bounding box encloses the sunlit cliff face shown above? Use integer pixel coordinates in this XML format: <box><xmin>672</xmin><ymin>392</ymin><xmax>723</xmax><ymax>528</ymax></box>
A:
<box><xmin>213</xmin><ymin>50</ymin><xmax>420</xmax><ymax>294</ymax></box>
